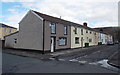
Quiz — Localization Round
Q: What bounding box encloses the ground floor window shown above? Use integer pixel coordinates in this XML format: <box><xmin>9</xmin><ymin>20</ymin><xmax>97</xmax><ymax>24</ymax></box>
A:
<box><xmin>75</xmin><ymin>37</ymin><xmax>79</xmax><ymax>44</ymax></box>
<box><xmin>89</xmin><ymin>39</ymin><xmax>92</xmax><ymax>42</ymax></box>
<box><xmin>59</xmin><ymin>37</ymin><xmax>67</xmax><ymax>46</ymax></box>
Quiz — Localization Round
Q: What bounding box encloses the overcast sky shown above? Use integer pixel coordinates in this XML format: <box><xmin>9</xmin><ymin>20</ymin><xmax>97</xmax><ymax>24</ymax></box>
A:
<box><xmin>1</xmin><ymin>0</ymin><xmax>119</xmax><ymax>28</ymax></box>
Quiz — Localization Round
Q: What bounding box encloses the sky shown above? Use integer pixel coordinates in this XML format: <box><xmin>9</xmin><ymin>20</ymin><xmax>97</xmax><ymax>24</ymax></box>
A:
<box><xmin>1</xmin><ymin>0</ymin><xmax>119</xmax><ymax>28</ymax></box>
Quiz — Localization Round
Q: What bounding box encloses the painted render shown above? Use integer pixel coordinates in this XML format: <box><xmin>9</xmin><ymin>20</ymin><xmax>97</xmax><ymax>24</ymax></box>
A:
<box><xmin>5</xmin><ymin>10</ymin><xmax>113</xmax><ymax>53</ymax></box>
<box><xmin>71</xmin><ymin>26</ymin><xmax>101</xmax><ymax>48</ymax></box>
<box><xmin>44</xmin><ymin>20</ymin><xmax>71</xmax><ymax>51</ymax></box>
<box><xmin>0</xmin><ymin>23</ymin><xmax>17</xmax><ymax>40</ymax></box>
<box><xmin>16</xmin><ymin>10</ymin><xmax>44</xmax><ymax>51</ymax></box>
<box><xmin>5</xmin><ymin>10</ymin><xmax>71</xmax><ymax>52</ymax></box>
<box><xmin>5</xmin><ymin>32</ymin><xmax>18</xmax><ymax>48</ymax></box>
<box><xmin>71</xmin><ymin>26</ymin><xmax>82</xmax><ymax>48</ymax></box>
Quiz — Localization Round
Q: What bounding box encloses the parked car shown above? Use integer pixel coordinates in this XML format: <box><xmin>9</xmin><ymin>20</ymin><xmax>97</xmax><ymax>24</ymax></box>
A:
<box><xmin>114</xmin><ymin>41</ymin><xmax>119</xmax><ymax>44</ymax></box>
<box><xmin>107</xmin><ymin>41</ymin><xmax>114</xmax><ymax>45</ymax></box>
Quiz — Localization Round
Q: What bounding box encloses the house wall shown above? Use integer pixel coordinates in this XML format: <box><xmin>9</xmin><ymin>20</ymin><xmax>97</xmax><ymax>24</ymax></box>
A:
<box><xmin>94</xmin><ymin>32</ymin><xmax>99</xmax><ymax>45</ymax></box>
<box><xmin>17</xmin><ymin>10</ymin><xmax>44</xmax><ymax>51</ymax></box>
<box><xmin>86</xmin><ymin>30</ymin><xmax>95</xmax><ymax>46</ymax></box>
<box><xmin>98</xmin><ymin>33</ymin><xmax>101</xmax><ymax>43</ymax></box>
<box><xmin>94</xmin><ymin>31</ymin><xmax>99</xmax><ymax>45</ymax></box>
<box><xmin>107</xmin><ymin>35</ymin><xmax>113</xmax><ymax>42</ymax></box>
<box><xmin>101</xmin><ymin>33</ymin><xmax>105</xmax><ymax>44</ymax></box>
<box><xmin>0</xmin><ymin>27</ymin><xmax>17</xmax><ymax>40</ymax></box>
<box><xmin>98</xmin><ymin>33</ymin><xmax>107</xmax><ymax>44</ymax></box>
<box><xmin>5</xmin><ymin>32</ymin><xmax>18</xmax><ymax>48</ymax></box>
<box><xmin>71</xmin><ymin>26</ymin><xmax>82</xmax><ymax>48</ymax></box>
<box><xmin>44</xmin><ymin>20</ymin><xmax>71</xmax><ymax>51</ymax></box>
<box><xmin>71</xmin><ymin>26</ymin><xmax>97</xmax><ymax>48</ymax></box>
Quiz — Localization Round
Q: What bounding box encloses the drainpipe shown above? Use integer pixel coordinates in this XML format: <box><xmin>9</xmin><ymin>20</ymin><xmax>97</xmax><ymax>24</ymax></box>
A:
<box><xmin>42</xmin><ymin>19</ymin><xmax>45</xmax><ymax>54</ymax></box>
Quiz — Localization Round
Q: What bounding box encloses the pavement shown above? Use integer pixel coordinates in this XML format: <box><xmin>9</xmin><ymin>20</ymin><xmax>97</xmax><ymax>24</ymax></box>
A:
<box><xmin>3</xmin><ymin>45</ymin><xmax>110</xmax><ymax>59</ymax></box>
<box><xmin>108</xmin><ymin>51</ymin><xmax>120</xmax><ymax>68</ymax></box>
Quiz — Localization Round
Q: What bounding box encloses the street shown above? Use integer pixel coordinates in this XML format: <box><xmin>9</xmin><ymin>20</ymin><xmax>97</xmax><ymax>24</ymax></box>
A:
<box><xmin>2</xmin><ymin>44</ymin><xmax>120</xmax><ymax>73</ymax></box>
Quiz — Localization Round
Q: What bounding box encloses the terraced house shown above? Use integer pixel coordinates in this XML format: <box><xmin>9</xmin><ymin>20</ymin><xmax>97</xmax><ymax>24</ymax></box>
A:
<box><xmin>0</xmin><ymin>23</ymin><xmax>17</xmax><ymax>40</ymax></box>
<box><xmin>5</xmin><ymin>10</ymin><xmax>113</xmax><ymax>53</ymax></box>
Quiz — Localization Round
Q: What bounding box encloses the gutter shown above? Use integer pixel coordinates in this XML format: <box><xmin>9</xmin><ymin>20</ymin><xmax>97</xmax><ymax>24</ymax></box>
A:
<box><xmin>42</xmin><ymin>19</ymin><xmax>45</xmax><ymax>54</ymax></box>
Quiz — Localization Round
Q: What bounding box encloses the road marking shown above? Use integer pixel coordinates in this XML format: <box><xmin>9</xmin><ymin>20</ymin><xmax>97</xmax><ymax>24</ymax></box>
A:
<box><xmin>78</xmin><ymin>61</ymin><xmax>87</xmax><ymax>65</ymax></box>
<box><xmin>58</xmin><ymin>59</ymin><xmax>66</xmax><ymax>61</ymax></box>
<box><xmin>89</xmin><ymin>62</ymin><xmax>98</xmax><ymax>65</ymax></box>
<box><xmin>69</xmin><ymin>59</ymin><xmax>78</xmax><ymax>62</ymax></box>
<box><xmin>49</xmin><ymin>58</ymin><xmax>55</xmax><ymax>60</ymax></box>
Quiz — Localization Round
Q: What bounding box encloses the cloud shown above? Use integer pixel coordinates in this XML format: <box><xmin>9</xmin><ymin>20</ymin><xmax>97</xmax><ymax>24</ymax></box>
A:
<box><xmin>1</xmin><ymin>0</ymin><xmax>119</xmax><ymax>28</ymax></box>
<box><xmin>1</xmin><ymin>0</ymin><xmax>120</xmax><ymax>2</ymax></box>
<box><xmin>2</xmin><ymin>7</ymin><xmax>27</xmax><ymax>28</ymax></box>
<box><xmin>20</xmin><ymin>1</ymin><xmax>118</xmax><ymax>27</ymax></box>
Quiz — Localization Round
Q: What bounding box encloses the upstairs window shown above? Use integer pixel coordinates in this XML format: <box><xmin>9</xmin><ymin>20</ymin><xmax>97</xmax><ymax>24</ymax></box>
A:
<box><xmin>50</xmin><ymin>23</ymin><xmax>56</xmax><ymax>34</ymax></box>
<box><xmin>86</xmin><ymin>30</ymin><xmax>88</xmax><ymax>33</ymax></box>
<box><xmin>90</xmin><ymin>31</ymin><xmax>92</xmax><ymax>34</ymax></box>
<box><xmin>4</xmin><ymin>28</ymin><xmax>7</xmax><ymax>33</ymax></box>
<box><xmin>81</xmin><ymin>29</ymin><xmax>83</xmax><ymax>35</ymax></box>
<box><xmin>9</xmin><ymin>29</ymin><xmax>12</xmax><ymax>33</ymax></box>
<box><xmin>64</xmin><ymin>26</ymin><xmax>67</xmax><ymax>35</ymax></box>
<box><xmin>75</xmin><ymin>37</ymin><xmax>79</xmax><ymax>44</ymax></box>
<box><xmin>74</xmin><ymin>27</ymin><xmax>77</xmax><ymax>34</ymax></box>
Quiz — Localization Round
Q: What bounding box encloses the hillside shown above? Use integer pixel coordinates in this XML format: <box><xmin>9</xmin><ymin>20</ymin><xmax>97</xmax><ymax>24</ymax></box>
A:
<box><xmin>93</xmin><ymin>27</ymin><xmax>120</xmax><ymax>42</ymax></box>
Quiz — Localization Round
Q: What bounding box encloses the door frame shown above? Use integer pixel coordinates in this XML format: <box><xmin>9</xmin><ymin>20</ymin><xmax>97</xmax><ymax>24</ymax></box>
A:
<box><xmin>81</xmin><ymin>37</ymin><xmax>83</xmax><ymax>47</ymax></box>
<box><xmin>50</xmin><ymin>36</ymin><xmax>56</xmax><ymax>52</ymax></box>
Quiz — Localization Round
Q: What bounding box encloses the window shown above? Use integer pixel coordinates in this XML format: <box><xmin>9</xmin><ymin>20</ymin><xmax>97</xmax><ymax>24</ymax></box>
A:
<box><xmin>9</xmin><ymin>29</ymin><xmax>12</xmax><ymax>33</ymax></box>
<box><xmin>89</xmin><ymin>39</ymin><xmax>92</xmax><ymax>42</ymax></box>
<box><xmin>102</xmin><ymin>39</ymin><xmax>103</xmax><ymax>42</ymax></box>
<box><xmin>81</xmin><ymin>37</ymin><xmax>83</xmax><ymax>41</ymax></box>
<box><xmin>4</xmin><ymin>28</ymin><xmax>7</xmax><ymax>33</ymax></box>
<box><xmin>14</xmin><ymin>38</ymin><xmax>17</xmax><ymax>44</ymax></box>
<box><xmin>59</xmin><ymin>37</ymin><xmax>67</xmax><ymax>46</ymax></box>
<box><xmin>86</xmin><ymin>30</ymin><xmax>88</xmax><ymax>33</ymax></box>
<box><xmin>74</xmin><ymin>27</ymin><xmax>77</xmax><ymax>34</ymax></box>
<box><xmin>94</xmin><ymin>32</ymin><xmax>96</xmax><ymax>35</ymax></box>
<box><xmin>64</xmin><ymin>26</ymin><xmax>67</xmax><ymax>35</ymax></box>
<box><xmin>50</xmin><ymin>23</ymin><xmax>56</xmax><ymax>34</ymax></box>
<box><xmin>75</xmin><ymin>37</ymin><xmax>79</xmax><ymax>44</ymax></box>
<box><xmin>81</xmin><ymin>29</ymin><xmax>83</xmax><ymax>35</ymax></box>
<box><xmin>90</xmin><ymin>31</ymin><xmax>92</xmax><ymax>34</ymax></box>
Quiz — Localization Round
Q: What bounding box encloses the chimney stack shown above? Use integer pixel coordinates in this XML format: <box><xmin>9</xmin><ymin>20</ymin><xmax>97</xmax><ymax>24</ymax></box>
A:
<box><xmin>83</xmin><ymin>22</ymin><xmax>87</xmax><ymax>27</ymax></box>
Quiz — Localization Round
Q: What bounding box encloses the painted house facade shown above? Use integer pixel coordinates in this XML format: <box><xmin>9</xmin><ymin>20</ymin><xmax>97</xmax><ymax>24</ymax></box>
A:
<box><xmin>71</xmin><ymin>23</ymin><xmax>98</xmax><ymax>48</ymax></box>
<box><xmin>5</xmin><ymin>10</ymin><xmax>71</xmax><ymax>52</ymax></box>
<box><xmin>5</xmin><ymin>10</ymin><xmax>113</xmax><ymax>53</ymax></box>
<box><xmin>0</xmin><ymin>23</ymin><xmax>17</xmax><ymax>40</ymax></box>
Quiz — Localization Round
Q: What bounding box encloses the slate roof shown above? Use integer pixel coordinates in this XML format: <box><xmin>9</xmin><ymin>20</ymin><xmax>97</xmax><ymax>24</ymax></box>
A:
<box><xmin>0</xmin><ymin>23</ymin><xmax>17</xmax><ymax>29</ymax></box>
<box><xmin>4</xmin><ymin>31</ymin><xmax>19</xmax><ymax>37</ymax></box>
<box><xmin>33</xmin><ymin>10</ymin><xmax>96</xmax><ymax>32</ymax></box>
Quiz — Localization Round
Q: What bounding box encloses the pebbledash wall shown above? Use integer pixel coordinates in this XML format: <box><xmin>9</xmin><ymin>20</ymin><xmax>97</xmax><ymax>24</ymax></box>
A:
<box><xmin>5</xmin><ymin>10</ymin><xmax>113</xmax><ymax>53</ymax></box>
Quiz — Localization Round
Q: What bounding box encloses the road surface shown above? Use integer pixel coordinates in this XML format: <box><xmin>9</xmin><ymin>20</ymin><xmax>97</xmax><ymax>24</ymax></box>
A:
<box><xmin>2</xmin><ymin>44</ymin><xmax>120</xmax><ymax>73</ymax></box>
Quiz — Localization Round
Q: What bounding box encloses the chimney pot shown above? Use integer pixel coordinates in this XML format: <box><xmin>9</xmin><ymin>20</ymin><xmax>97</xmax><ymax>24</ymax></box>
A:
<box><xmin>83</xmin><ymin>22</ymin><xmax>87</xmax><ymax>27</ymax></box>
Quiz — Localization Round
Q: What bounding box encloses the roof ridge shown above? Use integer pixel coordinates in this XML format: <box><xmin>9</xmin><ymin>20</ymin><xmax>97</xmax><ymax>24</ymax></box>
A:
<box><xmin>32</xmin><ymin>10</ymin><xmax>83</xmax><ymax>26</ymax></box>
<box><xmin>0</xmin><ymin>23</ymin><xmax>17</xmax><ymax>29</ymax></box>
<box><xmin>32</xmin><ymin>10</ymin><xmax>108</xmax><ymax>33</ymax></box>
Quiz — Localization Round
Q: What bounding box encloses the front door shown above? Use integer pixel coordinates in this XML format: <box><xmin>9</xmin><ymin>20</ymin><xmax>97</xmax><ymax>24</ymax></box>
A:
<box><xmin>51</xmin><ymin>37</ymin><xmax>55</xmax><ymax>52</ymax></box>
<box><xmin>81</xmin><ymin>37</ymin><xmax>83</xmax><ymax>47</ymax></box>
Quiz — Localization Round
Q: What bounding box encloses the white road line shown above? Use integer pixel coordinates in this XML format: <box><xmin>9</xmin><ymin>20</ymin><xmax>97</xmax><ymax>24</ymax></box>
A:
<box><xmin>69</xmin><ymin>59</ymin><xmax>78</xmax><ymax>62</ymax></box>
